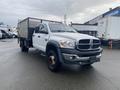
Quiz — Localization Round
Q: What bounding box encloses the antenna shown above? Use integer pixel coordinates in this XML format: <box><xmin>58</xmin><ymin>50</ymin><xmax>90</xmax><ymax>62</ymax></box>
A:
<box><xmin>64</xmin><ymin>14</ymin><xmax>67</xmax><ymax>24</ymax></box>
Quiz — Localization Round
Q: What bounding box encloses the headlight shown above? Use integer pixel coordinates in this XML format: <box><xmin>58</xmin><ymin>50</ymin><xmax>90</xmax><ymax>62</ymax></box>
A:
<box><xmin>59</xmin><ymin>40</ymin><xmax>75</xmax><ymax>48</ymax></box>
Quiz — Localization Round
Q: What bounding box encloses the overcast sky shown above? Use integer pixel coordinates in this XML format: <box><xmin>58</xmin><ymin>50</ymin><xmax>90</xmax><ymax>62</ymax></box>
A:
<box><xmin>0</xmin><ymin>0</ymin><xmax>120</xmax><ymax>26</ymax></box>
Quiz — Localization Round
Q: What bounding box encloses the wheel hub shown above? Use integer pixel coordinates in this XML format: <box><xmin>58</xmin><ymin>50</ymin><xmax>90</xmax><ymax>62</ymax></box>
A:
<box><xmin>49</xmin><ymin>56</ymin><xmax>55</xmax><ymax>65</ymax></box>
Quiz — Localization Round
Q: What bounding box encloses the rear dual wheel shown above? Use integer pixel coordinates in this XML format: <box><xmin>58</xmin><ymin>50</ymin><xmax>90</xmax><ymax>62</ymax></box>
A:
<box><xmin>21</xmin><ymin>46</ymin><xmax>29</xmax><ymax>52</ymax></box>
<box><xmin>20</xmin><ymin>40</ymin><xmax>29</xmax><ymax>52</ymax></box>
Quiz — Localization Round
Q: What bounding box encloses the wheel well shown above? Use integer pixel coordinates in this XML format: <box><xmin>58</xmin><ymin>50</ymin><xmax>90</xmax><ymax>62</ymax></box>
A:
<box><xmin>46</xmin><ymin>44</ymin><xmax>58</xmax><ymax>55</ymax></box>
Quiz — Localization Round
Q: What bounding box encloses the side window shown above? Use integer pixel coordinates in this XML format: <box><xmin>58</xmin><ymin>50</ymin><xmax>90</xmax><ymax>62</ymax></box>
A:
<box><xmin>39</xmin><ymin>24</ymin><xmax>48</xmax><ymax>34</ymax></box>
<box><xmin>35</xmin><ymin>26</ymin><xmax>39</xmax><ymax>33</ymax></box>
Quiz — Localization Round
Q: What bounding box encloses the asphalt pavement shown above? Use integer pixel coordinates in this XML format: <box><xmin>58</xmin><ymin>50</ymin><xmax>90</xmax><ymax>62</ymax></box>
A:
<box><xmin>0</xmin><ymin>39</ymin><xmax>120</xmax><ymax>90</ymax></box>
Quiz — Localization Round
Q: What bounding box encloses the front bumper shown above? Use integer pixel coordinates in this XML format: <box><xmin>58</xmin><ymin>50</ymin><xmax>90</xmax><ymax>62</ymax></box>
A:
<box><xmin>60</xmin><ymin>48</ymin><xmax>103</xmax><ymax>65</ymax></box>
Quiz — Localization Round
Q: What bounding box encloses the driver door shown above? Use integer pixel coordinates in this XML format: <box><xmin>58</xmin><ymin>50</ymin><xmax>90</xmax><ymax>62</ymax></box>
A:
<box><xmin>34</xmin><ymin>24</ymin><xmax>49</xmax><ymax>52</ymax></box>
<box><xmin>33</xmin><ymin>26</ymin><xmax>40</xmax><ymax>48</ymax></box>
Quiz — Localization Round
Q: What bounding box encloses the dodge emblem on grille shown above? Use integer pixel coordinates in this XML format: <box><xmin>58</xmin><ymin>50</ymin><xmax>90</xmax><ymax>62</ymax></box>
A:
<box><xmin>90</xmin><ymin>39</ymin><xmax>93</xmax><ymax>49</ymax></box>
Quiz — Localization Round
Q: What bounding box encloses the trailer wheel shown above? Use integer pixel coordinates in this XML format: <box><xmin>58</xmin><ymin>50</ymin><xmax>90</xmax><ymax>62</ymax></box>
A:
<box><xmin>47</xmin><ymin>50</ymin><xmax>61</xmax><ymax>72</ymax></box>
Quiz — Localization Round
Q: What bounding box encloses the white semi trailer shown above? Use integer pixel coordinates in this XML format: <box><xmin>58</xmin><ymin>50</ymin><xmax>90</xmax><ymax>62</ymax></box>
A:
<box><xmin>98</xmin><ymin>16</ymin><xmax>120</xmax><ymax>48</ymax></box>
<box><xmin>98</xmin><ymin>16</ymin><xmax>120</xmax><ymax>39</ymax></box>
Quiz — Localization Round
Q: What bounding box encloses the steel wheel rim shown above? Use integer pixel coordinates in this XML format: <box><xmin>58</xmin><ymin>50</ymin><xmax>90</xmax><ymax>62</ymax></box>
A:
<box><xmin>49</xmin><ymin>55</ymin><xmax>56</xmax><ymax>65</ymax></box>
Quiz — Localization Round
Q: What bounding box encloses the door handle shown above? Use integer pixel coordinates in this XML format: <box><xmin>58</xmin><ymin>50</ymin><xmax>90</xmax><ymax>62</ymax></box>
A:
<box><xmin>38</xmin><ymin>36</ymin><xmax>40</xmax><ymax>38</ymax></box>
<box><xmin>45</xmin><ymin>38</ymin><xmax>48</xmax><ymax>41</ymax></box>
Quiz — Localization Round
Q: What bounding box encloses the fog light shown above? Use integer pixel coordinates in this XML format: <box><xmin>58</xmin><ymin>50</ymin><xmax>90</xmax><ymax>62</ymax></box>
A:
<box><xmin>70</xmin><ymin>56</ymin><xmax>76</xmax><ymax>60</ymax></box>
<box><xmin>70</xmin><ymin>56</ymin><xmax>73</xmax><ymax>60</ymax></box>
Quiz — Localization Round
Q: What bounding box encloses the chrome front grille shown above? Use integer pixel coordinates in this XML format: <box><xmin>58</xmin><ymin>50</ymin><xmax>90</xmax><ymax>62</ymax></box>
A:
<box><xmin>77</xmin><ymin>39</ymin><xmax>100</xmax><ymax>50</ymax></box>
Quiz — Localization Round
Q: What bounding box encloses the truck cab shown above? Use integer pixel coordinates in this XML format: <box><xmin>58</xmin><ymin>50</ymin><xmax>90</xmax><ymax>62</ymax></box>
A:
<box><xmin>18</xmin><ymin>17</ymin><xmax>103</xmax><ymax>72</ymax></box>
<box><xmin>32</xmin><ymin>22</ymin><xmax>102</xmax><ymax>71</ymax></box>
<box><xmin>33</xmin><ymin>23</ymin><xmax>49</xmax><ymax>52</ymax></box>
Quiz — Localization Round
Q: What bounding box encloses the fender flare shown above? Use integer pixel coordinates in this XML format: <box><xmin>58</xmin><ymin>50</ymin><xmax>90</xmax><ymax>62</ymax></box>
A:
<box><xmin>46</xmin><ymin>40</ymin><xmax>63</xmax><ymax>63</ymax></box>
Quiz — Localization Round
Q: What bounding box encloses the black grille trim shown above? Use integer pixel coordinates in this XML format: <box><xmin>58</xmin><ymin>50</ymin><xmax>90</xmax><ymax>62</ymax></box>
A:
<box><xmin>79</xmin><ymin>39</ymin><xmax>90</xmax><ymax>44</ymax></box>
<box><xmin>77</xmin><ymin>39</ymin><xmax>100</xmax><ymax>50</ymax></box>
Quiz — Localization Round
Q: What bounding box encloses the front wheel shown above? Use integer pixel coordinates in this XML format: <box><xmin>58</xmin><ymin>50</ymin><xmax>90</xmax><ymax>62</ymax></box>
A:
<box><xmin>47</xmin><ymin>50</ymin><xmax>61</xmax><ymax>72</ymax></box>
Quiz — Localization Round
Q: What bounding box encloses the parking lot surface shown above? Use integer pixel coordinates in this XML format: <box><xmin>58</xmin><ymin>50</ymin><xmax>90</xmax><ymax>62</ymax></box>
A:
<box><xmin>0</xmin><ymin>39</ymin><xmax>120</xmax><ymax>90</ymax></box>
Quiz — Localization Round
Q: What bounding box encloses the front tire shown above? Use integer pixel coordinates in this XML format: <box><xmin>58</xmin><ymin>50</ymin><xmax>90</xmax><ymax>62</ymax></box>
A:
<box><xmin>47</xmin><ymin>50</ymin><xmax>61</xmax><ymax>72</ymax></box>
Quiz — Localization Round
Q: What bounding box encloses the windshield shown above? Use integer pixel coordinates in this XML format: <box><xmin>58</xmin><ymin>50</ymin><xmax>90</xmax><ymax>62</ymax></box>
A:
<box><xmin>49</xmin><ymin>23</ymin><xmax>76</xmax><ymax>33</ymax></box>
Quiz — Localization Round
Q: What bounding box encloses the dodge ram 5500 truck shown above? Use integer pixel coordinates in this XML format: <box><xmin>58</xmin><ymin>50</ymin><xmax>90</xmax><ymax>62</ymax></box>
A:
<box><xmin>18</xmin><ymin>17</ymin><xmax>103</xmax><ymax>72</ymax></box>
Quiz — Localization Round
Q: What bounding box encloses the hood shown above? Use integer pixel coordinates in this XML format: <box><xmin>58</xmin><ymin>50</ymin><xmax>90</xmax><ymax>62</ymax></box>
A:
<box><xmin>52</xmin><ymin>32</ymin><xmax>98</xmax><ymax>41</ymax></box>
